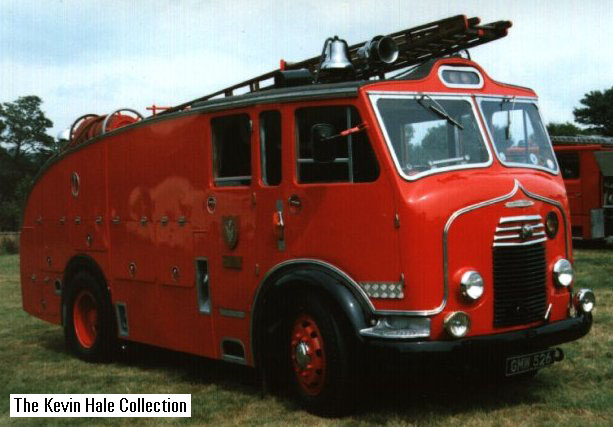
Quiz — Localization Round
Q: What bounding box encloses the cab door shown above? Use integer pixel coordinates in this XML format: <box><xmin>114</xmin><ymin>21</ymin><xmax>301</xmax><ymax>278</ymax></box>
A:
<box><xmin>284</xmin><ymin>104</ymin><xmax>400</xmax><ymax>283</ymax></box>
<box><xmin>253</xmin><ymin>108</ymin><xmax>288</xmax><ymax>266</ymax></box>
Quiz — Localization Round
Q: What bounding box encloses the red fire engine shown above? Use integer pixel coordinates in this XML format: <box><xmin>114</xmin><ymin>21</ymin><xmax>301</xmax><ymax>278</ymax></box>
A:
<box><xmin>552</xmin><ymin>135</ymin><xmax>613</xmax><ymax>241</ymax></box>
<box><xmin>20</xmin><ymin>15</ymin><xmax>595</xmax><ymax>414</ymax></box>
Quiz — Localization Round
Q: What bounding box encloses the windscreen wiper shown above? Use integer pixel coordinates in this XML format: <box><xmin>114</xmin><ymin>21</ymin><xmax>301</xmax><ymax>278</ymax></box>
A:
<box><xmin>418</xmin><ymin>95</ymin><xmax>464</xmax><ymax>130</ymax></box>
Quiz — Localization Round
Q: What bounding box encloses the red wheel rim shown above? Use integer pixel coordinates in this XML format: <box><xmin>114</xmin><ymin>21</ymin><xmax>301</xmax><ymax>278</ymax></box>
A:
<box><xmin>73</xmin><ymin>290</ymin><xmax>98</xmax><ymax>349</ymax></box>
<box><xmin>291</xmin><ymin>314</ymin><xmax>326</xmax><ymax>396</ymax></box>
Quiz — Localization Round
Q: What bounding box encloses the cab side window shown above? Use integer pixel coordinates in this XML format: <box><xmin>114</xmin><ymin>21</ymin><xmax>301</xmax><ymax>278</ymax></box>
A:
<box><xmin>557</xmin><ymin>152</ymin><xmax>580</xmax><ymax>179</ymax></box>
<box><xmin>260</xmin><ymin>111</ymin><xmax>282</xmax><ymax>186</ymax></box>
<box><xmin>212</xmin><ymin>114</ymin><xmax>251</xmax><ymax>186</ymax></box>
<box><xmin>295</xmin><ymin>106</ymin><xmax>379</xmax><ymax>183</ymax></box>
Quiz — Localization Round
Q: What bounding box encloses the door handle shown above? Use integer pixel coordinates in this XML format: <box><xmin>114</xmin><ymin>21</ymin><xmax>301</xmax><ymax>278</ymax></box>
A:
<box><xmin>273</xmin><ymin>210</ymin><xmax>284</xmax><ymax>232</ymax></box>
<box><xmin>274</xmin><ymin>200</ymin><xmax>286</xmax><ymax>251</ymax></box>
<box><xmin>273</xmin><ymin>210</ymin><xmax>285</xmax><ymax>251</ymax></box>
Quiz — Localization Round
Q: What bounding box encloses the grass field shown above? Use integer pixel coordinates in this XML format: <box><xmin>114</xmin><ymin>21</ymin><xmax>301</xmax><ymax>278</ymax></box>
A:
<box><xmin>1</xmin><ymin>251</ymin><xmax>611</xmax><ymax>426</ymax></box>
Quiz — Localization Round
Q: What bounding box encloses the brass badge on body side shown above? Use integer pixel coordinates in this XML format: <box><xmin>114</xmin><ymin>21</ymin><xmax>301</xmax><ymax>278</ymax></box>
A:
<box><xmin>222</xmin><ymin>216</ymin><xmax>239</xmax><ymax>250</ymax></box>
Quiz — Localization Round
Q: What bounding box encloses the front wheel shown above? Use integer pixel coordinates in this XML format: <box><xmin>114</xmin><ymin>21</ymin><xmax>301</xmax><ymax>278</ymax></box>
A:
<box><xmin>64</xmin><ymin>270</ymin><xmax>117</xmax><ymax>362</ymax></box>
<box><xmin>287</xmin><ymin>294</ymin><xmax>354</xmax><ymax>416</ymax></box>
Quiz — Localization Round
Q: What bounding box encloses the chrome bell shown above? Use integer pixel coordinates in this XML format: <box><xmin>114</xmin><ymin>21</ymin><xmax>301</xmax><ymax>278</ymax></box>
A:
<box><xmin>320</xmin><ymin>36</ymin><xmax>354</xmax><ymax>72</ymax></box>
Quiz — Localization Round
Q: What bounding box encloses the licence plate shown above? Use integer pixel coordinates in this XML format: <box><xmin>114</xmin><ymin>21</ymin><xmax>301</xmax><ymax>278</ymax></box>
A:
<box><xmin>505</xmin><ymin>349</ymin><xmax>556</xmax><ymax>376</ymax></box>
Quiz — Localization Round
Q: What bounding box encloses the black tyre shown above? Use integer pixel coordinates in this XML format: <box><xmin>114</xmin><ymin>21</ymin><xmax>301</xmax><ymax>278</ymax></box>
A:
<box><xmin>287</xmin><ymin>293</ymin><xmax>354</xmax><ymax>416</ymax></box>
<box><xmin>64</xmin><ymin>270</ymin><xmax>117</xmax><ymax>362</ymax></box>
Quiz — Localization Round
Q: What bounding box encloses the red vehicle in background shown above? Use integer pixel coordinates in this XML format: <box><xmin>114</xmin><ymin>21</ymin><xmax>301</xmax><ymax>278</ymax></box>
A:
<box><xmin>552</xmin><ymin>135</ymin><xmax>613</xmax><ymax>241</ymax></box>
<box><xmin>20</xmin><ymin>15</ymin><xmax>595</xmax><ymax>414</ymax></box>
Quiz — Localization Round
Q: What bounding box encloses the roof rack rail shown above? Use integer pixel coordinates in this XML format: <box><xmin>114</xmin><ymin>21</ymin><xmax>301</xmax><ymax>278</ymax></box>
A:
<box><xmin>551</xmin><ymin>135</ymin><xmax>613</xmax><ymax>147</ymax></box>
<box><xmin>160</xmin><ymin>14</ymin><xmax>511</xmax><ymax>115</ymax></box>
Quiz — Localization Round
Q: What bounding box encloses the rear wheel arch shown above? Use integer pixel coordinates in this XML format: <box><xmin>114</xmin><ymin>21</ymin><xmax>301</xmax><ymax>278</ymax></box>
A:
<box><xmin>62</xmin><ymin>254</ymin><xmax>110</xmax><ymax>320</ymax></box>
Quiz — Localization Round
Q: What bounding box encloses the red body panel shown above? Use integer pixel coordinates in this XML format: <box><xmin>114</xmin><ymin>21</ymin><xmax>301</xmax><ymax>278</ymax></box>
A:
<box><xmin>553</xmin><ymin>143</ymin><xmax>613</xmax><ymax>239</ymax></box>
<box><xmin>20</xmin><ymin>57</ymin><xmax>574</xmax><ymax>366</ymax></box>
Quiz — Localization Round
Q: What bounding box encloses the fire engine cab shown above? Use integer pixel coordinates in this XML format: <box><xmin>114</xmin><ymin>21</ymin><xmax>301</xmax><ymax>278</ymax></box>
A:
<box><xmin>20</xmin><ymin>15</ymin><xmax>595</xmax><ymax>414</ymax></box>
<box><xmin>552</xmin><ymin>135</ymin><xmax>613</xmax><ymax>241</ymax></box>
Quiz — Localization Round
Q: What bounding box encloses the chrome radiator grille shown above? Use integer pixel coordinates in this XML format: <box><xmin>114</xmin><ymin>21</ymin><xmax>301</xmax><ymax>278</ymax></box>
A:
<box><xmin>493</xmin><ymin>215</ymin><xmax>546</xmax><ymax>247</ymax></box>
<box><xmin>492</xmin><ymin>242</ymin><xmax>546</xmax><ymax>327</ymax></box>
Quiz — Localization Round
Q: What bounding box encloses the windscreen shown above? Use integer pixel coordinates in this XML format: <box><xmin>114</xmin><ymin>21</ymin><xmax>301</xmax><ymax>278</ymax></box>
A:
<box><xmin>374</xmin><ymin>96</ymin><xmax>490</xmax><ymax>179</ymax></box>
<box><xmin>480</xmin><ymin>99</ymin><xmax>558</xmax><ymax>173</ymax></box>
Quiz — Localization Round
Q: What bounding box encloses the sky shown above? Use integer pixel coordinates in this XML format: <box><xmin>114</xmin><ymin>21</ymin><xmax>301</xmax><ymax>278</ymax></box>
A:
<box><xmin>1</xmin><ymin>0</ymin><xmax>612</xmax><ymax>138</ymax></box>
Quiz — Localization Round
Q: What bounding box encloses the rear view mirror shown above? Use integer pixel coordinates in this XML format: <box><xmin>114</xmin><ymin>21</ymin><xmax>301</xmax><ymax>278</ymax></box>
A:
<box><xmin>311</xmin><ymin>123</ymin><xmax>337</xmax><ymax>163</ymax></box>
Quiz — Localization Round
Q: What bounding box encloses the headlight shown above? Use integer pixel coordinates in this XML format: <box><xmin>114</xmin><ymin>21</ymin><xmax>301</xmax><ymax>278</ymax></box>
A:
<box><xmin>574</xmin><ymin>289</ymin><xmax>596</xmax><ymax>313</ymax></box>
<box><xmin>545</xmin><ymin>211</ymin><xmax>559</xmax><ymax>239</ymax></box>
<box><xmin>460</xmin><ymin>270</ymin><xmax>484</xmax><ymax>301</ymax></box>
<box><xmin>553</xmin><ymin>259</ymin><xmax>573</xmax><ymax>287</ymax></box>
<box><xmin>444</xmin><ymin>311</ymin><xmax>470</xmax><ymax>338</ymax></box>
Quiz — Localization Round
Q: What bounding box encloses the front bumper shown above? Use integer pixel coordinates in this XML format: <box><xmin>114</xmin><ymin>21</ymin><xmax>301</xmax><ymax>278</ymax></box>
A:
<box><xmin>363</xmin><ymin>313</ymin><xmax>592</xmax><ymax>368</ymax></box>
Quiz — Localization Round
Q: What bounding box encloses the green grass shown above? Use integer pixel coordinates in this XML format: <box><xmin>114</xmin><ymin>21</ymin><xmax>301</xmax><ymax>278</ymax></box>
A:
<box><xmin>1</xmin><ymin>251</ymin><xmax>612</xmax><ymax>425</ymax></box>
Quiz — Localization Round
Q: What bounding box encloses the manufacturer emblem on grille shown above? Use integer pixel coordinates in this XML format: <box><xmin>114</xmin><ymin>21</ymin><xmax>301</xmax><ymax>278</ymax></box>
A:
<box><xmin>519</xmin><ymin>224</ymin><xmax>534</xmax><ymax>240</ymax></box>
<box><xmin>505</xmin><ymin>199</ymin><xmax>534</xmax><ymax>208</ymax></box>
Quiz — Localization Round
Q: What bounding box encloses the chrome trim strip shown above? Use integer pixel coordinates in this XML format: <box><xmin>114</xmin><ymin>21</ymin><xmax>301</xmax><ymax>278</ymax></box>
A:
<box><xmin>499</xmin><ymin>215</ymin><xmax>542</xmax><ymax>223</ymax></box>
<box><xmin>496</xmin><ymin>224</ymin><xmax>544</xmax><ymax>232</ymax></box>
<box><xmin>366</xmin><ymin>91</ymin><xmax>538</xmax><ymax>102</ymax></box>
<box><xmin>494</xmin><ymin>234</ymin><xmax>521</xmax><ymax>241</ymax></box>
<box><xmin>219</xmin><ymin>308</ymin><xmax>246</xmax><ymax>319</ymax></box>
<box><xmin>493</xmin><ymin>230</ymin><xmax>545</xmax><ymax>241</ymax></box>
<box><xmin>493</xmin><ymin>237</ymin><xmax>547</xmax><ymax>247</ymax></box>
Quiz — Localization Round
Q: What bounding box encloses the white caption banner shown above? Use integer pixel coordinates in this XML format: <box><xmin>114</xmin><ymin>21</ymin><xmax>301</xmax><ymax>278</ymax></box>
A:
<box><xmin>10</xmin><ymin>394</ymin><xmax>191</xmax><ymax>417</ymax></box>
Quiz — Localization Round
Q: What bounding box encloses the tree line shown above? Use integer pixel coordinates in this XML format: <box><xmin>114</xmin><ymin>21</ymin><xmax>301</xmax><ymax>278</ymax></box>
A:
<box><xmin>0</xmin><ymin>96</ymin><xmax>56</xmax><ymax>231</ymax></box>
<box><xmin>546</xmin><ymin>87</ymin><xmax>613</xmax><ymax>137</ymax></box>
<box><xmin>1</xmin><ymin>87</ymin><xmax>613</xmax><ymax>231</ymax></box>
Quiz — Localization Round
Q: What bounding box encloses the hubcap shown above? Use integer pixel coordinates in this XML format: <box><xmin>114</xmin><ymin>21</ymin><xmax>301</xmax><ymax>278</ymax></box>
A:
<box><xmin>291</xmin><ymin>314</ymin><xmax>326</xmax><ymax>396</ymax></box>
<box><xmin>295</xmin><ymin>341</ymin><xmax>311</xmax><ymax>370</ymax></box>
<box><xmin>73</xmin><ymin>290</ymin><xmax>98</xmax><ymax>349</ymax></box>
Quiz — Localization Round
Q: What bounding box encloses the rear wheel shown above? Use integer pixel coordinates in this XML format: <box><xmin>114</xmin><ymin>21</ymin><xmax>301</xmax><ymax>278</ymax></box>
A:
<box><xmin>64</xmin><ymin>270</ymin><xmax>117</xmax><ymax>362</ymax></box>
<box><xmin>73</xmin><ymin>290</ymin><xmax>98</xmax><ymax>349</ymax></box>
<box><xmin>287</xmin><ymin>294</ymin><xmax>353</xmax><ymax>416</ymax></box>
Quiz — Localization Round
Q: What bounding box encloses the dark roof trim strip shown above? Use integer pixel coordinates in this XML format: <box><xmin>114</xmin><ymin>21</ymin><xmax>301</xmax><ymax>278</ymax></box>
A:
<box><xmin>551</xmin><ymin>135</ymin><xmax>613</xmax><ymax>146</ymax></box>
<box><xmin>191</xmin><ymin>83</ymin><xmax>361</xmax><ymax>112</ymax></box>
